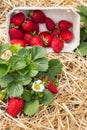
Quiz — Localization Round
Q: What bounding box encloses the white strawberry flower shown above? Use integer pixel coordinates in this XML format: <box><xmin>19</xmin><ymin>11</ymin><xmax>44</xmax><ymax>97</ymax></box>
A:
<box><xmin>32</xmin><ymin>80</ymin><xmax>44</xmax><ymax>92</ymax></box>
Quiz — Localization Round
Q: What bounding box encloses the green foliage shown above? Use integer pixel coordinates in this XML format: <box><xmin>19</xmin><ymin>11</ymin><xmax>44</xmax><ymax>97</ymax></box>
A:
<box><xmin>40</xmin><ymin>89</ymin><xmax>53</xmax><ymax>105</ymax></box>
<box><xmin>0</xmin><ymin>45</ymin><xmax>49</xmax><ymax>97</ymax></box>
<box><xmin>0</xmin><ymin>44</ymin><xmax>10</xmax><ymax>56</ymax></box>
<box><xmin>7</xmin><ymin>82</ymin><xmax>24</xmax><ymax>97</ymax></box>
<box><xmin>0</xmin><ymin>73</ymin><xmax>14</xmax><ymax>87</ymax></box>
<box><xmin>27</xmin><ymin>63</ymin><xmax>38</xmax><ymax>77</ymax></box>
<box><xmin>34</xmin><ymin>58</ymin><xmax>48</xmax><ymax>72</ymax></box>
<box><xmin>9</xmin><ymin>55</ymin><xmax>27</xmax><ymax>71</ymax></box>
<box><xmin>77</xmin><ymin>5</ymin><xmax>87</xmax><ymax>19</ymax></box>
<box><xmin>76</xmin><ymin>5</ymin><xmax>87</xmax><ymax>56</ymax></box>
<box><xmin>0</xmin><ymin>44</ymin><xmax>63</xmax><ymax>116</ymax></box>
<box><xmin>80</xmin><ymin>27</ymin><xmax>87</xmax><ymax>42</ymax></box>
<box><xmin>24</xmin><ymin>100</ymin><xmax>39</xmax><ymax>116</ymax></box>
<box><xmin>0</xmin><ymin>59</ymin><xmax>9</xmax><ymax>77</ymax></box>
<box><xmin>30</xmin><ymin>46</ymin><xmax>47</xmax><ymax>60</ymax></box>
<box><xmin>75</xmin><ymin>42</ymin><xmax>87</xmax><ymax>56</ymax></box>
<box><xmin>16</xmin><ymin>74</ymin><xmax>31</xmax><ymax>86</ymax></box>
<box><xmin>46</xmin><ymin>59</ymin><xmax>63</xmax><ymax>81</ymax></box>
<box><xmin>37</xmin><ymin>59</ymin><xmax>63</xmax><ymax>81</ymax></box>
<box><xmin>22</xmin><ymin>90</ymin><xmax>31</xmax><ymax>102</ymax></box>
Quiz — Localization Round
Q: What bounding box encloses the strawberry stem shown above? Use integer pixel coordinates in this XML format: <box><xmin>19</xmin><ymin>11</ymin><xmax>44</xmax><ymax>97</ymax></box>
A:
<box><xmin>55</xmin><ymin>24</ymin><xmax>59</xmax><ymax>29</ymax></box>
<box><xmin>31</xmin><ymin>31</ymin><xmax>37</xmax><ymax>36</ymax></box>
<box><xmin>28</xmin><ymin>10</ymin><xmax>34</xmax><ymax>17</ymax></box>
<box><xmin>42</xmin><ymin>36</ymin><xmax>48</xmax><ymax>45</ymax></box>
<box><xmin>9</xmin><ymin>23</ymin><xmax>19</xmax><ymax>29</ymax></box>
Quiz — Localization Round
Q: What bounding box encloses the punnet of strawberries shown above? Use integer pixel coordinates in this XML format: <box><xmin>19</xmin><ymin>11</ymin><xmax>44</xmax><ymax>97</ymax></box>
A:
<box><xmin>0</xmin><ymin>43</ymin><xmax>63</xmax><ymax>117</ymax></box>
<box><xmin>8</xmin><ymin>10</ymin><xmax>74</xmax><ymax>53</ymax></box>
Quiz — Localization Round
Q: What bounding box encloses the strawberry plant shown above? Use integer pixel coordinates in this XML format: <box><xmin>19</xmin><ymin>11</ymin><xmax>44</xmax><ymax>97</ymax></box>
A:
<box><xmin>0</xmin><ymin>43</ymin><xmax>63</xmax><ymax>117</ymax></box>
<box><xmin>75</xmin><ymin>5</ymin><xmax>87</xmax><ymax>56</ymax></box>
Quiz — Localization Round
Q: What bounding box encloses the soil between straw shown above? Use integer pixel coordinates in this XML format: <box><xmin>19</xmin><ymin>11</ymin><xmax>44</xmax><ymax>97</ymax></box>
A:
<box><xmin>0</xmin><ymin>0</ymin><xmax>87</xmax><ymax>130</ymax></box>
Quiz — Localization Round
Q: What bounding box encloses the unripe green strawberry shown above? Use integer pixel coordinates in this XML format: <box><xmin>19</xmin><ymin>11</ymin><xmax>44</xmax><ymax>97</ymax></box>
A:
<box><xmin>0</xmin><ymin>89</ymin><xmax>7</xmax><ymax>100</ymax></box>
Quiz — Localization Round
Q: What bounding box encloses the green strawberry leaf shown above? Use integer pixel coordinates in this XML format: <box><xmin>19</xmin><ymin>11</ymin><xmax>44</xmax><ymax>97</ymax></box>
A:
<box><xmin>79</xmin><ymin>13</ymin><xmax>87</xmax><ymax>24</ymax></box>
<box><xmin>47</xmin><ymin>59</ymin><xmax>63</xmax><ymax>81</ymax></box>
<box><xmin>7</xmin><ymin>82</ymin><xmax>24</xmax><ymax>97</ymax></box>
<box><xmin>0</xmin><ymin>59</ymin><xmax>9</xmax><ymax>77</ymax></box>
<box><xmin>75</xmin><ymin>42</ymin><xmax>87</xmax><ymax>56</ymax></box>
<box><xmin>20</xmin><ymin>53</ymin><xmax>31</xmax><ymax>65</ymax></box>
<box><xmin>24</xmin><ymin>100</ymin><xmax>39</xmax><ymax>116</ymax></box>
<box><xmin>34</xmin><ymin>58</ymin><xmax>48</xmax><ymax>72</ymax></box>
<box><xmin>80</xmin><ymin>27</ymin><xmax>87</xmax><ymax>42</ymax></box>
<box><xmin>0</xmin><ymin>64</ymin><xmax>8</xmax><ymax>77</ymax></box>
<box><xmin>30</xmin><ymin>46</ymin><xmax>47</xmax><ymax>61</ymax></box>
<box><xmin>28</xmin><ymin>63</ymin><xmax>38</xmax><ymax>77</ymax></box>
<box><xmin>9</xmin><ymin>72</ymin><xmax>31</xmax><ymax>86</ymax></box>
<box><xmin>9</xmin><ymin>55</ymin><xmax>27</xmax><ymax>71</ymax></box>
<box><xmin>17</xmin><ymin>74</ymin><xmax>31</xmax><ymax>86</ymax></box>
<box><xmin>37</xmin><ymin>59</ymin><xmax>63</xmax><ymax>81</ymax></box>
<box><xmin>40</xmin><ymin>89</ymin><xmax>53</xmax><ymax>105</ymax></box>
<box><xmin>0</xmin><ymin>43</ymin><xmax>10</xmax><ymax>56</ymax></box>
<box><xmin>22</xmin><ymin>90</ymin><xmax>31</xmax><ymax>102</ymax></box>
<box><xmin>0</xmin><ymin>73</ymin><xmax>14</xmax><ymax>87</ymax></box>
<box><xmin>18</xmin><ymin>67</ymin><xmax>29</xmax><ymax>76</ymax></box>
<box><xmin>17</xmin><ymin>48</ymin><xmax>30</xmax><ymax>57</ymax></box>
<box><xmin>77</xmin><ymin>5</ymin><xmax>87</xmax><ymax>17</ymax></box>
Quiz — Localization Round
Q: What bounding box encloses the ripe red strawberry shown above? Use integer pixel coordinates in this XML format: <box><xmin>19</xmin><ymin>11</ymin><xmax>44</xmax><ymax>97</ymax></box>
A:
<box><xmin>51</xmin><ymin>37</ymin><xmax>64</xmax><ymax>53</ymax></box>
<box><xmin>7</xmin><ymin>97</ymin><xmax>24</xmax><ymax>117</ymax></box>
<box><xmin>11</xmin><ymin>12</ymin><xmax>25</xmax><ymax>26</ymax></box>
<box><xmin>29</xmin><ymin>10</ymin><xmax>46</xmax><ymax>23</ymax></box>
<box><xmin>9</xmin><ymin>28</ymin><xmax>24</xmax><ymax>40</ymax></box>
<box><xmin>30</xmin><ymin>36</ymin><xmax>44</xmax><ymax>47</ymax></box>
<box><xmin>22</xmin><ymin>18</ymin><xmax>34</xmax><ymax>32</ymax></box>
<box><xmin>24</xmin><ymin>32</ymin><xmax>32</xmax><ymax>44</ymax></box>
<box><xmin>45</xmin><ymin>17</ymin><xmax>55</xmax><ymax>31</ymax></box>
<box><xmin>39</xmin><ymin>31</ymin><xmax>52</xmax><ymax>47</ymax></box>
<box><xmin>33</xmin><ymin>22</ymin><xmax>39</xmax><ymax>34</ymax></box>
<box><xmin>42</xmin><ymin>76</ymin><xmax>58</xmax><ymax>94</ymax></box>
<box><xmin>58</xmin><ymin>20</ymin><xmax>72</xmax><ymax>31</ymax></box>
<box><xmin>51</xmin><ymin>29</ymin><xmax>61</xmax><ymax>37</ymax></box>
<box><xmin>42</xmin><ymin>34</ymin><xmax>52</xmax><ymax>47</ymax></box>
<box><xmin>10</xmin><ymin>39</ymin><xmax>26</xmax><ymax>47</ymax></box>
<box><xmin>60</xmin><ymin>30</ymin><xmax>73</xmax><ymax>42</ymax></box>
<box><xmin>39</xmin><ymin>31</ymin><xmax>50</xmax><ymax>37</ymax></box>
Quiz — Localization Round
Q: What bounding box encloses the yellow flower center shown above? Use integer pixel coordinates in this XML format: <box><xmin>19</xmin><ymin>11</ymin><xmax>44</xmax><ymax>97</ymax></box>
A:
<box><xmin>34</xmin><ymin>84</ymin><xmax>40</xmax><ymax>90</ymax></box>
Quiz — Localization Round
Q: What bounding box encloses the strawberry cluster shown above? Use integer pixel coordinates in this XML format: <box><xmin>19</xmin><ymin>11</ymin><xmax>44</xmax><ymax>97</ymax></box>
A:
<box><xmin>9</xmin><ymin>10</ymin><xmax>73</xmax><ymax>53</ymax></box>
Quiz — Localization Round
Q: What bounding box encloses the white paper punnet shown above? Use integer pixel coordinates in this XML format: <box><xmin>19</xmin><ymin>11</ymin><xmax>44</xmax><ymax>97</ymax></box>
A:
<box><xmin>6</xmin><ymin>7</ymin><xmax>80</xmax><ymax>52</ymax></box>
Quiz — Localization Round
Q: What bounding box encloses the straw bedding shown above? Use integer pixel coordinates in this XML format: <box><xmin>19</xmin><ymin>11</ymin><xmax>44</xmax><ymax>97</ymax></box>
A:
<box><xmin>0</xmin><ymin>0</ymin><xmax>87</xmax><ymax>130</ymax></box>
